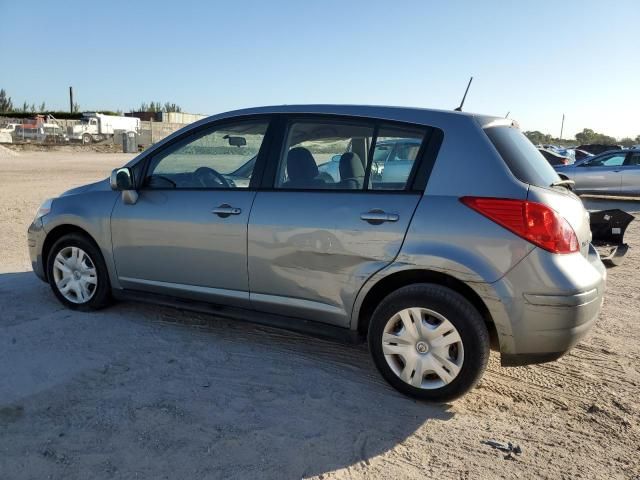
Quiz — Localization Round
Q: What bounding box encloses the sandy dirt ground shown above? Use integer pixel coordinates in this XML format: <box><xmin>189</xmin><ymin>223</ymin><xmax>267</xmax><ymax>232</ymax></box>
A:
<box><xmin>1</xmin><ymin>147</ymin><xmax>639</xmax><ymax>480</ymax></box>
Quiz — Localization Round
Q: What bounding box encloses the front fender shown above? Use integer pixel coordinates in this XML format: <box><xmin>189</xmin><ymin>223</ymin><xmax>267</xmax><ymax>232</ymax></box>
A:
<box><xmin>42</xmin><ymin>190</ymin><xmax>121</xmax><ymax>289</ymax></box>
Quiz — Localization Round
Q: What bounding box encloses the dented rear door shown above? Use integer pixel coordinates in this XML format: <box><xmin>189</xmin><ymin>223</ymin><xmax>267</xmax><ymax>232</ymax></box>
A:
<box><xmin>247</xmin><ymin>191</ymin><xmax>421</xmax><ymax>327</ymax></box>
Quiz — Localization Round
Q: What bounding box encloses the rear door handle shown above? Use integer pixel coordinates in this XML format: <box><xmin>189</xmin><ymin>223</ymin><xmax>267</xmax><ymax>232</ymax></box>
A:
<box><xmin>360</xmin><ymin>210</ymin><xmax>399</xmax><ymax>225</ymax></box>
<box><xmin>212</xmin><ymin>204</ymin><xmax>242</xmax><ymax>217</ymax></box>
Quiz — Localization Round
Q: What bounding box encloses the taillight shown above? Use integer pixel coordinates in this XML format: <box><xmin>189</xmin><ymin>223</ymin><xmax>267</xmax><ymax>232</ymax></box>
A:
<box><xmin>562</xmin><ymin>158</ymin><xmax>570</xmax><ymax>165</ymax></box>
<box><xmin>460</xmin><ymin>197</ymin><xmax>579</xmax><ymax>254</ymax></box>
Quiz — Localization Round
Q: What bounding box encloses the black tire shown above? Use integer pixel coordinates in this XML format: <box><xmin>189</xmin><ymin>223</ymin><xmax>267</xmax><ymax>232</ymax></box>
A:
<box><xmin>368</xmin><ymin>283</ymin><xmax>489</xmax><ymax>402</ymax></box>
<box><xmin>46</xmin><ymin>233</ymin><xmax>113</xmax><ymax>311</ymax></box>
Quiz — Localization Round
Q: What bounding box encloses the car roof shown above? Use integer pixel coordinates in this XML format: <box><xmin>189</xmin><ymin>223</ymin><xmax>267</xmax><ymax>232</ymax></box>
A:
<box><xmin>127</xmin><ymin>104</ymin><xmax>514</xmax><ymax>169</ymax></box>
<box><xmin>591</xmin><ymin>148</ymin><xmax>640</xmax><ymax>157</ymax></box>
<box><xmin>199</xmin><ymin>104</ymin><xmax>507</xmax><ymax>129</ymax></box>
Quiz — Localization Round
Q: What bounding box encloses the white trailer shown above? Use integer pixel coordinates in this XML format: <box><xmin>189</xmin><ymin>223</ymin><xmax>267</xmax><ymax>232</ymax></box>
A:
<box><xmin>69</xmin><ymin>113</ymin><xmax>140</xmax><ymax>144</ymax></box>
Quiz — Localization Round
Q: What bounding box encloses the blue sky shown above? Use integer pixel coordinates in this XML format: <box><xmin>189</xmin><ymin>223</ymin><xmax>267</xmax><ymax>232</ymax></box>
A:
<box><xmin>1</xmin><ymin>0</ymin><xmax>638</xmax><ymax>138</ymax></box>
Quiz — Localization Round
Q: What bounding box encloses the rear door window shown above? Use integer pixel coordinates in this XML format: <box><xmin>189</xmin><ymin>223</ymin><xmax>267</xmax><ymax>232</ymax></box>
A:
<box><xmin>584</xmin><ymin>153</ymin><xmax>626</xmax><ymax>167</ymax></box>
<box><xmin>485</xmin><ymin>126</ymin><xmax>559</xmax><ymax>187</ymax></box>
<box><xmin>371</xmin><ymin>125</ymin><xmax>426</xmax><ymax>190</ymax></box>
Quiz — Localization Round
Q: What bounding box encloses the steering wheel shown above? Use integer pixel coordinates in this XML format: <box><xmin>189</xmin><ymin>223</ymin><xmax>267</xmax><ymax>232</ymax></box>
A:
<box><xmin>194</xmin><ymin>167</ymin><xmax>230</xmax><ymax>188</ymax></box>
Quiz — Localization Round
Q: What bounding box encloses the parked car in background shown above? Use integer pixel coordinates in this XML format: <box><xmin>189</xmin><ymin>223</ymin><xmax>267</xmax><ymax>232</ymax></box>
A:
<box><xmin>576</xmin><ymin>144</ymin><xmax>623</xmax><ymax>155</ymax></box>
<box><xmin>555</xmin><ymin>148</ymin><xmax>640</xmax><ymax>195</ymax></box>
<box><xmin>0</xmin><ymin>122</ymin><xmax>21</xmax><ymax>135</ymax></box>
<box><xmin>0</xmin><ymin>122</ymin><xmax>20</xmax><ymax>143</ymax></box>
<box><xmin>538</xmin><ymin>148</ymin><xmax>572</xmax><ymax>166</ymax></box>
<box><xmin>574</xmin><ymin>149</ymin><xmax>594</xmax><ymax>162</ymax></box>
<box><xmin>317</xmin><ymin>138</ymin><xmax>421</xmax><ymax>184</ymax></box>
<box><xmin>28</xmin><ymin>105</ymin><xmax>605</xmax><ymax>402</ymax></box>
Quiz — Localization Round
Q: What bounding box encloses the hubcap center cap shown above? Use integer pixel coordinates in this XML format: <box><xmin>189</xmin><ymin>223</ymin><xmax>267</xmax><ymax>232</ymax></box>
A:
<box><xmin>73</xmin><ymin>270</ymin><xmax>81</xmax><ymax>280</ymax></box>
<box><xmin>416</xmin><ymin>341</ymin><xmax>429</xmax><ymax>354</ymax></box>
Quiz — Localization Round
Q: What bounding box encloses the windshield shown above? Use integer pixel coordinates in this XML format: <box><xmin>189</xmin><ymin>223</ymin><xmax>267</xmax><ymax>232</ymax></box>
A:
<box><xmin>485</xmin><ymin>126</ymin><xmax>560</xmax><ymax>187</ymax></box>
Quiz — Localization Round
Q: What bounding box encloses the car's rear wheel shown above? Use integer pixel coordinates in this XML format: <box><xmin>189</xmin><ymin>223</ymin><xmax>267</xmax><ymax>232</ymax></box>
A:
<box><xmin>368</xmin><ymin>284</ymin><xmax>489</xmax><ymax>402</ymax></box>
<box><xmin>47</xmin><ymin>233</ymin><xmax>112</xmax><ymax>311</ymax></box>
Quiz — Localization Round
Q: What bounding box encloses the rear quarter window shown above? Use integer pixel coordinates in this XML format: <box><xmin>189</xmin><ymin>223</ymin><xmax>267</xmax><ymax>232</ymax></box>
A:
<box><xmin>485</xmin><ymin>126</ymin><xmax>559</xmax><ymax>187</ymax></box>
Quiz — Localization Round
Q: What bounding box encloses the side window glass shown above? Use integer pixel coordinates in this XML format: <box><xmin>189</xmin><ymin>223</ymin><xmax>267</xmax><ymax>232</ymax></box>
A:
<box><xmin>275</xmin><ymin>121</ymin><xmax>374</xmax><ymax>190</ymax></box>
<box><xmin>371</xmin><ymin>126</ymin><xmax>426</xmax><ymax>190</ymax></box>
<box><xmin>146</xmin><ymin>121</ymin><xmax>268</xmax><ymax>189</ymax></box>
<box><xmin>624</xmin><ymin>153</ymin><xmax>640</xmax><ymax>166</ymax></box>
<box><xmin>586</xmin><ymin>154</ymin><xmax>625</xmax><ymax>167</ymax></box>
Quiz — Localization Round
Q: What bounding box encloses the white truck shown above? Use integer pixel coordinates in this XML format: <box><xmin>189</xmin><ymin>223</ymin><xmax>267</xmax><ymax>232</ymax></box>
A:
<box><xmin>0</xmin><ymin>123</ymin><xmax>20</xmax><ymax>143</ymax></box>
<box><xmin>69</xmin><ymin>113</ymin><xmax>140</xmax><ymax>144</ymax></box>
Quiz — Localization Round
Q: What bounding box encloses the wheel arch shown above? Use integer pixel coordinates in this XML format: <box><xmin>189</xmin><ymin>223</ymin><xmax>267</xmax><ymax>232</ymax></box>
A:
<box><xmin>355</xmin><ymin>268</ymin><xmax>498</xmax><ymax>349</ymax></box>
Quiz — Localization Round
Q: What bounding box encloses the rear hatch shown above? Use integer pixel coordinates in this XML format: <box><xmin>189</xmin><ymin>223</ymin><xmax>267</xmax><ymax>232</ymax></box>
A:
<box><xmin>483</xmin><ymin>124</ymin><xmax>592</xmax><ymax>258</ymax></box>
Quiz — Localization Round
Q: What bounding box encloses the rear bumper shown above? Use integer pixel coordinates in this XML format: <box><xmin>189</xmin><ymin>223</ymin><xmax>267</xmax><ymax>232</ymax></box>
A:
<box><xmin>474</xmin><ymin>244</ymin><xmax>606</xmax><ymax>366</ymax></box>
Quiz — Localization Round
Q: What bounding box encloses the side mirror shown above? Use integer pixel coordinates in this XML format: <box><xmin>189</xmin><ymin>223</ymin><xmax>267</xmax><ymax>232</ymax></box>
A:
<box><xmin>110</xmin><ymin>167</ymin><xmax>134</xmax><ymax>191</ymax></box>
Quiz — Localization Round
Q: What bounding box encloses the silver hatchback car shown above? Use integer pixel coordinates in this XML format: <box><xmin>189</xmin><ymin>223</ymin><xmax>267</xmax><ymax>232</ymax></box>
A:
<box><xmin>28</xmin><ymin>105</ymin><xmax>606</xmax><ymax>401</ymax></box>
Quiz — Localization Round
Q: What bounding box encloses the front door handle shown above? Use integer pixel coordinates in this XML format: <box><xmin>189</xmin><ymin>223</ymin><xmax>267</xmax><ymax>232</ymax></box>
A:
<box><xmin>212</xmin><ymin>204</ymin><xmax>242</xmax><ymax>218</ymax></box>
<box><xmin>360</xmin><ymin>210</ymin><xmax>399</xmax><ymax>225</ymax></box>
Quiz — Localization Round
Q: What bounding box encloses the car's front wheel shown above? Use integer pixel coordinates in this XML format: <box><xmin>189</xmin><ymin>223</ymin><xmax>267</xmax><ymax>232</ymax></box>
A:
<box><xmin>47</xmin><ymin>233</ymin><xmax>112</xmax><ymax>311</ymax></box>
<box><xmin>368</xmin><ymin>284</ymin><xmax>489</xmax><ymax>402</ymax></box>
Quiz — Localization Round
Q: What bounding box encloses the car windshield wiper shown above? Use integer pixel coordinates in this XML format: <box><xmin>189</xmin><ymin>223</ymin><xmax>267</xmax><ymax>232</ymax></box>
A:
<box><xmin>550</xmin><ymin>179</ymin><xmax>575</xmax><ymax>189</ymax></box>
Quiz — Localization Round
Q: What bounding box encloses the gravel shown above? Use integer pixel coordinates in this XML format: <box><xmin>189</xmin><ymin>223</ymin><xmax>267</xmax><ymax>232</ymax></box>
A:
<box><xmin>1</xmin><ymin>150</ymin><xmax>639</xmax><ymax>479</ymax></box>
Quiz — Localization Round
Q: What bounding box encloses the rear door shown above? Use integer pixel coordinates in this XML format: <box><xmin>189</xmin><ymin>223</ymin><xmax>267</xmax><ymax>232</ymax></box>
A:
<box><xmin>620</xmin><ymin>151</ymin><xmax>640</xmax><ymax>195</ymax></box>
<box><xmin>247</xmin><ymin>116</ymin><xmax>437</xmax><ymax>327</ymax></box>
<box><xmin>572</xmin><ymin>152</ymin><xmax>626</xmax><ymax>193</ymax></box>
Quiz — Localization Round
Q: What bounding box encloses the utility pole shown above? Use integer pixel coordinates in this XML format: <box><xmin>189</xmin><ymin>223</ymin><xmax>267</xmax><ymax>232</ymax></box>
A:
<box><xmin>560</xmin><ymin>113</ymin><xmax>565</xmax><ymax>140</ymax></box>
<box><xmin>69</xmin><ymin>86</ymin><xmax>73</xmax><ymax>113</ymax></box>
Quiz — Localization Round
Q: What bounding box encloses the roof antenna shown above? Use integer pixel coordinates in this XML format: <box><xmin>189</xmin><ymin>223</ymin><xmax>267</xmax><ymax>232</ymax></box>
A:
<box><xmin>454</xmin><ymin>76</ymin><xmax>473</xmax><ymax>111</ymax></box>
<box><xmin>505</xmin><ymin>111</ymin><xmax>510</xmax><ymax>118</ymax></box>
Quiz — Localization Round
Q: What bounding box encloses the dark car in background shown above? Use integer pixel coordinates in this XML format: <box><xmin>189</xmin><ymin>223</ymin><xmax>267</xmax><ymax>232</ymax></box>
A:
<box><xmin>573</xmin><ymin>149</ymin><xmax>594</xmax><ymax>162</ymax></box>
<box><xmin>577</xmin><ymin>144</ymin><xmax>623</xmax><ymax>155</ymax></box>
<box><xmin>538</xmin><ymin>148</ymin><xmax>572</xmax><ymax>166</ymax></box>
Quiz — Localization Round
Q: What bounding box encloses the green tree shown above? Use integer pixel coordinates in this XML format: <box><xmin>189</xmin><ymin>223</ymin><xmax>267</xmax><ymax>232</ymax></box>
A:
<box><xmin>575</xmin><ymin>128</ymin><xmax>596</xmax><ymax>144</ymax></box>
<box><xmin>163</xmin><ymin>102</ymin><xmax>182</xmax><ymax>113</ymax></box>
<box><xmin>39</xmin><ymin>101</ymin><xmax>46</xmax><ymax>112</ymax></box>
<box><xmin>524</xmin><ymin>130</ymin><xmax>552</xmax><ymax>145</ymax></box>
<box><xmin>137</xmin><ymin>101</ymin><xmax>182</xmax><ymax>113</ymax></box>
<box><xmin>0</xmin><ymin>89</ymin><xmax>13</xmax><ymax>112</ymax></box>
<box><xmin>619</xmin><ymin>137</ymin><xmax>635</xmax><ymax>147</ymax></box>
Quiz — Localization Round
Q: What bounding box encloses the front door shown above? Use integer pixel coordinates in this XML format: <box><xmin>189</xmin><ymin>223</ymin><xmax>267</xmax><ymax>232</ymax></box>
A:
<box><xmin>573</xmin><ymin>152</ymin><xmax>626</xmax><ymax>193</ymax></box>
<box><xmin>111</xmin><ymin>118</ymin><xmax>271</xmax><ymax>307</ymax></box>
<box><xmin>248</xmin><ymin>117</ymin><xmax>434</xmax><ymax>327</ymax></box>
